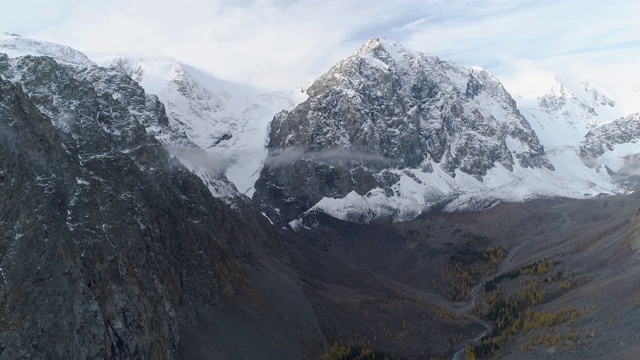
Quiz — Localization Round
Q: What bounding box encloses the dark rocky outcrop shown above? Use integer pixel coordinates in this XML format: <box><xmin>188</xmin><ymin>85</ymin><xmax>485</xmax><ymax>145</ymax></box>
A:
<box><xmin>580</xmin><ymin>113</ymin><xmax>640</xmax><ymax>160</ymax></box>
<box><xmin>0</xmin><ymin>54</ymin><xmax>323</xmax><ymax>359</ymax></box>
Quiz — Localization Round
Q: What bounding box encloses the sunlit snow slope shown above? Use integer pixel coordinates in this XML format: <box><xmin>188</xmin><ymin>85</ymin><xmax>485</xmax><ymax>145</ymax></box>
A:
<box><xmin>95</xmin><ymin>56</ymin><xmax>306</xmax><ymax>196</ymax></box>
<box><xmin>505</xmin><ymin>66</ymin><xmax>639</xmax><ymax>190</ymax></box>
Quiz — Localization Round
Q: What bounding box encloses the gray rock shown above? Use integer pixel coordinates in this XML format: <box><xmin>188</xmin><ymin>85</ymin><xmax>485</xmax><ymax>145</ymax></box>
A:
<box><xmin>580</xmin><ymin>113</ymin><xmax>640</xmax><ymax>160</ymax></box>
<box><xmin>255</xmin><ymin>37</ymin><xmax>552</xmax><ymax>224</ymax></box>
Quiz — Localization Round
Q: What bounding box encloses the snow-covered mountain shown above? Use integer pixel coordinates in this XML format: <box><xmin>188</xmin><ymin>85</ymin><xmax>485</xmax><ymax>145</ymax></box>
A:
<box><xmin>506</xmin><ymin>70</ymin><xmax>624</xmax><ymax>148</ymax></box>
<box><xmin>580</xmin><ymin>113</ymin><xmax>640</xmax><ymax>178</ymax></box>
<box><xmin>2</xmin><ymin>33</ymin><xmax>637</xmax><ymax>226</ymax></box>
<box><xmin>0</xmin><ymin>33</ymin><xmax>306</xmax><ymax>201</ymax></box>
<box><xmin>505</xmin><ymin>67</ymin><xmax>640</xmax><ymax>188</ymax></box>
<box><xmin>95</xmin><ymin>56</ymin><xmax>305</xmax><ymax>196</ymax></box>
<box><xmin>254</xmin><ymin>38</ymin><xmax>621</xmax><ymax>224</ymax></box>
<box><xmin>0</xmin><ymin>33</ymin><xmax>248</xmax><ymax>202</ymax></box>
<box><xmin>0</xmin><ymin>32</ymin><xmax>95</xmax><ymax>70</ymax></box>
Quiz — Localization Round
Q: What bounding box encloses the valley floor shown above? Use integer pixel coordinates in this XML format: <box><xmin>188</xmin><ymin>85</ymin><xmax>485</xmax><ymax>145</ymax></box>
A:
<box><xmin>288</xmin><ymin>191</ymin><xmax>640</xmax><ymax>360</ymax></box>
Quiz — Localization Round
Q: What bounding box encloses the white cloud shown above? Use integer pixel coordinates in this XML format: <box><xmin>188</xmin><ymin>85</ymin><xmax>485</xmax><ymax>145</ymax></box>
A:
<box><xmin>3</xmin><ymin>0</ymin><xmax>638</xmax><ymax>103</ymax></box>
<box><xmin>537</xmin><ymin>49</ymin><xmax>640</xmax><ymax>115</ymax></box>
<box><xmin>26</xmin><ymin>0</ymin><xmax>431</xmax><ymax>88</ymax></box>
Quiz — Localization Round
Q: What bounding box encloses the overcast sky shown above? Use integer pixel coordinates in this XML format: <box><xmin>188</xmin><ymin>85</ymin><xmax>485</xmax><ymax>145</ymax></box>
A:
<box><xmin>2</xmin><ymin>0</ymin><xmax>639</xmax><ymax>102</ymax></box>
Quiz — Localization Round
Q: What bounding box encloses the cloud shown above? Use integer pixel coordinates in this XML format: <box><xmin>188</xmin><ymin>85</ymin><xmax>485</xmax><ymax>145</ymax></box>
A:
<box><xmin>5</xmin><ymin>0</ymin><xmax>638</xmax><ymax>97</ymax></box>
<box><xmin>265</xmin><ymin>147</ymin><xmax>392</xmax><ymax>167</ymax></box>
<box><xmin>400</xmin><ymin>1</ymin><xmax>639</xmax><ymax>66</ymax></box>
<box><xmin>0</xmin><ymin>0</ymin><xmax>76</xmax><ymax>34</ymax></box>
<box><xmin>165</xmin><ymin>145</ymin><xmax>230</xmax><ymax>172</ymax></box>
<box><xmin>26</xmin><ymin>0</ymin><xmax>429</xmax><ymax>88</ymax></box>
<box><xmin>497</xmin><ymin>48</ymin><xmax>640</xmax><ymax>115</ymax></box>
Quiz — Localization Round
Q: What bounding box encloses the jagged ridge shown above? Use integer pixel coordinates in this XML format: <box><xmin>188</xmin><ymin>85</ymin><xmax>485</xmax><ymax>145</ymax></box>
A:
<box><xmin>255</xmin><ymin>37</ymin><xmax>555</xmax><ymax>224</ymax></box>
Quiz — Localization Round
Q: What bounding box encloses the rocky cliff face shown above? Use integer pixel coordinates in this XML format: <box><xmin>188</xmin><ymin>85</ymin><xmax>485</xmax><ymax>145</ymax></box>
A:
<box><xmin>579</xmin><ymin>113</ymin><xmax>640</xmax><ymax>184</ymax></box>
<box><xmin>255</xmin><ymin>38</ymin><xmax>554</xmax><ymax>224</ymax></box>
<box><xmin>580</xmin><ymin>113</ymin><xmax>640</xmax><ymax>159</ymax></box>
<box><xmin>97</xmin><ymin>56</ymin><xmax>144</xmax><ymax>83</ymax></box>
<box><xmin>0</xmin><ymin>40</ymin><xmax>322</xmax><ymax>359</ymax></box>
<box><xmin>535</xmin><ymin>82</ymin><xmax>616</xmax><ymax>128</ymax></box>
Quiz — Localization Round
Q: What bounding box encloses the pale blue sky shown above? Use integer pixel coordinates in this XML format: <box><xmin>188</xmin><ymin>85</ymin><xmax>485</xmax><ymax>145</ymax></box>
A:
<box><xmin>2</xmin><ymin>0</ymin><xmax>639</xmax><ymax>93</ymax></box>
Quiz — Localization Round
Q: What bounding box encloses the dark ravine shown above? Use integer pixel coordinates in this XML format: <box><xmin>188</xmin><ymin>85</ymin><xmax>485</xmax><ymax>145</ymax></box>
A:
<box><xmin>452</xmin><ymin>281</ymin><xmax>491</xmax><ymax>360</ymax></box>
<box><xmin>450</xmin><ymin>219</ymin><xmax>559</xmax><ymax>360</ymax></box>
<box><xmin>284</xmin><ymin>211</ymin><xmax>490</xmax><ymax>359</ymax></box>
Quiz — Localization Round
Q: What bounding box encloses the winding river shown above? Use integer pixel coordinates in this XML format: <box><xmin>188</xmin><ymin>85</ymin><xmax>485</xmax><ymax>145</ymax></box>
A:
<box><xmin>451</xmin><ymin>278</ymin><xmax>491</xmax><ymax>360</ymax></box>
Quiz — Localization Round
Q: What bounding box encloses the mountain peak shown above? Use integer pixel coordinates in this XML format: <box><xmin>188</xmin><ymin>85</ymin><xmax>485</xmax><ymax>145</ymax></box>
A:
<box><xmin>94</xmin><ymin>56</ymin><xmax>145</xmax><ymax>82</ymax></box>
<box><xmin>580</xmin><ymin>82</ymin><xmax>616</xmax><ymax>107</ymax></box>
<box><xmin>255</xmin><ymin>40</ymin><xmax>557</xmax><ymax>223</ymax></box>
<box><xmin>0</xmin><ymin>33</ymin><xmax>95</xmax><ymax>69</ymax></box>
<box><xmin>358</xmin><ymin>36</ymin><xmax>383</xmax><ymax>50</ymax></box>
<box><xmin>509</xmin><ymin>72</ymin><xmax>623</xmax><ymax>141</ymax></box>
<box><xmin>357</xmin><ymin>37</ymin><xmax>399</xmax><ymax>53</ymax></box>
<box><xmin>355</xmin><ymin>37</ymin><xmax>428</xmax><ymax>67</ymax></box>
